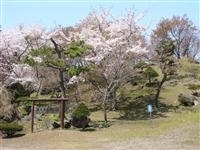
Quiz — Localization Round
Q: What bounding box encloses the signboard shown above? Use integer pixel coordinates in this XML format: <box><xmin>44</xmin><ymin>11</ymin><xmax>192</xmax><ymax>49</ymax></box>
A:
<box><xmin>147</xmin><ymin>104</ymin><xmax>153</xmax><ymax>113</ymax></box>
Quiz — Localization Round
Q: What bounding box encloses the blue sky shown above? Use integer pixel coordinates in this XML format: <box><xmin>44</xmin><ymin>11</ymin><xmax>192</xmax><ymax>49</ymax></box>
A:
<box><xmin>1</xmin><ymin>0</ymin><xmax>199</xmax><ymax>36</ymax></box>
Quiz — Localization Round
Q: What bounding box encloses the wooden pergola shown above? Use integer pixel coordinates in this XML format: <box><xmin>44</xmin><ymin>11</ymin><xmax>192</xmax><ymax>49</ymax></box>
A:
<box><xmin>29</xmin><ymin>98</ymin><xmax>68</xmax><ymax>133</ymax></box>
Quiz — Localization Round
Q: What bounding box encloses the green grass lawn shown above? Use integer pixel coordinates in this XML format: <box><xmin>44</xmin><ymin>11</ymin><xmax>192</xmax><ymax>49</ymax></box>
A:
<box><xmin>1</xmin><ymin>109</ymin><xmax>199</xmax><ymax>150</ymax></box>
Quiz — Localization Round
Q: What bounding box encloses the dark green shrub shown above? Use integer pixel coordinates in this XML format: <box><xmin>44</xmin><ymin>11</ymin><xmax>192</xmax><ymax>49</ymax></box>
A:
<box><xmin>7</xmin><ymin>82</ymin><xmax>34</xmax><ymax>99</ymax></box>
<box><xmin>71</xmin><ymin>103</ymin><xmax>90</xmax><ymax>129</ymax></box>
<box><xmin>72</xmin><ymin>103</ymin><xmax>90</xmax><ymax>119</ymax></box>
<box><xmin>0</xmin><ymin>122</ymin><xmax>23</xmax><ymax>137</ymax></box>
<box><xmin>17</xmin><ymin>97</ymin><xmax>32</xmax><ymax>116</ymax></box>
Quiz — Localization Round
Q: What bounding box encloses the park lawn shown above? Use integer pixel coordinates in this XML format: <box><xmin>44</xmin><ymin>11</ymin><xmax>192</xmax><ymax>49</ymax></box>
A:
<box><xmin>1</xmin><ymin>110</ymin><xmax>199</xmax><ymax>150</ymax></box>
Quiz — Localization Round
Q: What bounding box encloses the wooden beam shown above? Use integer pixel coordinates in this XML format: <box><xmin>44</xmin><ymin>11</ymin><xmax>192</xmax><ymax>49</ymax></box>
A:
<box><xmin>31</xmin><ymin>101</ymin><xmax>35</xmax><ymax>133</ymax></box>
<box><xmin>28</xmin><ymin>98</ymin><xmax>68</xmax><ymax>132</ymax></box>
<box><xmin>28</xmin><ymin>98</ymin><xmax>68</xmax><ymax>102</ymax></box>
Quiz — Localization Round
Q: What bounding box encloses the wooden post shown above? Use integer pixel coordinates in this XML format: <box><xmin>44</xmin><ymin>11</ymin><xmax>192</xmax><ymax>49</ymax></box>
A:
<box><xmin>60</xmin><ymin>100</ymin><xmax>64</xmax><ymax>129</ymax></box>
<box><xmin>31</xmin><ymin>101</ymin><xmax>35</xmax><ymax>133</ymax></box>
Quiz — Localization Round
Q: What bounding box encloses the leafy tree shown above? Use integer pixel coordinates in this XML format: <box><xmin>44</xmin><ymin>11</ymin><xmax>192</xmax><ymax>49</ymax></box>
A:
<box><xmin>151</xmin><ymin>15</ymin><xmax>199</xmax><ymax>59</ymax></box>
<box><xmin>25</xmin><ymin>38</ymin><xmax>91</xmax><ymax>98</ymax></box>
<box><xmin>154</xmin><ymin>40</ymin><xmax>176</xmax><ymax>107</ymax></box>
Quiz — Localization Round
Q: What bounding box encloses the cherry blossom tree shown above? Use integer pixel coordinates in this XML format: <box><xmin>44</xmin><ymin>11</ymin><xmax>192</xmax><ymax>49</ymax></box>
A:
<box><xmin>0</xmin><ymin>25</ymin><xmax>48</xmax><ymax>88</ymax></box>
<box><xmin>77</xmin><ymin>9</ymin><xmax>148</xmax><ymax>122</ymax></box>
<box><xmin>0</xmin><ymin>52</ymin><xmax>12</xmax><ymax>84</ymax></box>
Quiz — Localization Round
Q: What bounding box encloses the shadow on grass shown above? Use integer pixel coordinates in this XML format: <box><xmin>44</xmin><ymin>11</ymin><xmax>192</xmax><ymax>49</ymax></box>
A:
<box><xmin>2</xmin><ymin>133</ymin><xmax>25</xmax><ymax>139</ymax></box>
<box><xmin>79</xmin><ymin>128</ymin><xmax>96</xmax><ymax>132</ymax></box>
<box><xmin>117</xmin><ymin>95</ymin><xmax>177</xmax><ymax>121</ymax></box>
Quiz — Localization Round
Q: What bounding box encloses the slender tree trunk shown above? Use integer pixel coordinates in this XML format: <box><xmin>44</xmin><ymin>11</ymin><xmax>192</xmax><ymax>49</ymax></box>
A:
<box><xmin>103</xmin><ymin>91</ymin><xmax>108</xmax><ymax>123</ymax></box>
<box><xmin>103</xmin><ymin>106</ymin><xmax>107</xmax><ymax>123</ymax></box>
<box><xmin>50</xmin><ymin>38</ymin><xmax>66</xmax><ymax>119</ymax></box>
<box><xmin>59</xmin><ymin>69</ymin><xmax>66</xmax><ymax>98</ymax></box>
<box><xmin>59</xmin><ymin>69</ymin><xmax>66</xmax><ymax>119</ymax></box>
<box><xmin>154</xmin><ymin>73</ymin><xmax>167</xmax><ymax>108</ymax></box>
<box><xmin>148</xmin><ymin>75</ymin><xmax>151</xmax><ymax>84</ymax></box>
<box><xmin>50</xmin><ymin>38</ymin><xmax>66</xmax><ymax>98</ymax></box>
<box><xmin>36</xmin><ymin>78</ymin><xmax>43</xmax><ymax>97</ymax></box>
<box><xmin>110</xmin><ymin>88</ymin><xmax>117</xmax><ymax>110</ymax></box>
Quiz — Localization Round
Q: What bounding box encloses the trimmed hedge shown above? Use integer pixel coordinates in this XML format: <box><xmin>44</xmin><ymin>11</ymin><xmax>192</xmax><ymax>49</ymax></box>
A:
<box><xmin>0</xmin><ymin>122</ymin><xmax>23</xmax><ymax>137</ymax></box>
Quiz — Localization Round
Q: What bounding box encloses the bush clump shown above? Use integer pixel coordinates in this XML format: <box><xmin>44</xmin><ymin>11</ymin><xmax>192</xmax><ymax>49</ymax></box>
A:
<box><xmin>0</xmin><ymin>122</ymin><xmax>23</xmax><ymax>137</ymax></box>
<box><xmin>72</xmin><ymin>103</ymin><xmax>90</xmax><ymax>118</ymax></box>
<box><xmin>71</xmin><ymin>103</ymin><xmax>90</xmax><ymax>130</ymax></box>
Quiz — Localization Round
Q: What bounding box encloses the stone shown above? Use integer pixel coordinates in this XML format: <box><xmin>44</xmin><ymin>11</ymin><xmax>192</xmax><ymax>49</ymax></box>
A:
<box><xmin>178</xmin><ymin>93</ymin><xmax>199</xmax><ymax>106</ymax></box>
<box><xmin>52</xmin><ymin>122</ymin><xmax>60</xmax><ymax>129</ymax></box>
<box><xmin>64</xmin><ymin>121</ymin><xmax>71</xmax><ymax>129</ymax></box>
<box><xmin>71</xmin><ymin>116</ymin><xmax>89</xmax><ymax>130</ymax></box>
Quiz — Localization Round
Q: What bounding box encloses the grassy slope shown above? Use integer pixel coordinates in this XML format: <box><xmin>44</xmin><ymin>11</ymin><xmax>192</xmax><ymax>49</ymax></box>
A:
<box><xmin>153</xmin><ymin>59</ymin><xmax>200</xmax><ymax>105</ymax></box>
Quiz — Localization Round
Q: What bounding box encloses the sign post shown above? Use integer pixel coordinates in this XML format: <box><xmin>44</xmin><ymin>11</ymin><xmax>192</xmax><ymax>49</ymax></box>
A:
<box><xmin>147</xmin><ymin>104</ymin><xmax>153</xmax><ymax>127</ymax></box>
<box><xmin>147</xmin><ymin>104</ymin><xmax>153</xmax><ymax>118</ymax></box>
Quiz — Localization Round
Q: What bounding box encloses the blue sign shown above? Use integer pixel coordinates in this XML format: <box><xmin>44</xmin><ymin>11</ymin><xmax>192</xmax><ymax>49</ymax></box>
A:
<box><xmin>147</xmin><ymin>104</ymin><xmax>153</xmax><ymax>113</ymax></box>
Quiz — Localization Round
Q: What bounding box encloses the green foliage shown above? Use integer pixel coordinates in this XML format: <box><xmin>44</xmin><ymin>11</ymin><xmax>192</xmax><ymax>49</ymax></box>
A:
<box><xmin>156</xmin><ymin>40</ymin><xmax>175</xmax><ymax>58</ymax></box>
<box><xmin>144</xmin><ymin>66</ymin><xmax>159</xmax><ymax>78</ymax></box>
<box><xmin>0</xmin><ymin>122</ymin><xmax>23</xmax><ymax>137</ymax></box>
<box><xmin>134</xmin><ymin>61</ymin><xmax>148</xmax><ymax>70</ymax></box>
<box><xmin>7</xmin><ymin>82</ymin><xmax>33</xmax><ymax>99</ymax></box>
<box><xmin>24</xmin><ymin>47</ymin><xmax>54</xmax><ymax>66</ymax></box>
<box><xmin>17</xmin><ymin>97</ymin><xmax>32</xmax><ymax>116</ymax></box>
<box><xmin>65</xmin><ymin>40</ymin><xmax>92</xmax><ymax>58</ymax></box>
<box><xmin>155</xmin><ymin>40</ymin><xmax>177</xmax><ymax>76</ymax></box>
<box><xmin>72</xmin><ymin>103</ymin><xmax>90</xmax><ymax>119</ymax></box>
<box><xmin>68</xmin><ymin>66</ymin><xmax>90</xmax><ymax>76</ymax></box>
<box><xmin>47</xmin><ymin>59</ymin><xmax>65</xmax><ymax>68</ymax></box>
<box><xmin>30</xmin><ymin>47</ymin><xmax>53</xmax><ymax>57</ymax></box>
<box><xmin>23</xmin><ymin>56</ymin><xmax>38</xmax><ymax>66</ymax></box>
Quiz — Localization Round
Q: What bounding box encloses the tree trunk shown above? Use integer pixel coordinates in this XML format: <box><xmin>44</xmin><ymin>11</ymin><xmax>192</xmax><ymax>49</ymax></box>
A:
<box><xmin>109</xmin><ymin>88</ymin><xmax>117</xmax><ymax>110</ymax></box>
<box><xmin>148</xmin><ymin>75</ymin><xmax>151</xmax><ymax>84</ymax></box>
<box><xmin>50</xmin><ymin>38</ymin><xmax>66</xmax><ymax>119</ymax></box>
<box><xmin>59</xmin><ymin>69</ymin><xmax>66</xmax><ymax>98</ymax></box>
<box><xmin>50</xmin><ymin>38</ymin><xmax>66</xmax><ymax>98</ymax></box>
<box><xmin>103</xmin><ymin>92</ymin><xmax>108</xmax><ymax>123</ymax></box>
<box><xmin>103</xmin><ymin>107</ymin><xmax>107</xmax><ymax>123</ymax></box>
<box><xmin>154</xmin><ymin>73</ymin><xmax>167</xmax><ymax>108</ymax></box>
<box><xmin>36</xmin><ymin>78</ymin><xmax>43</xmax><ymax>97</ymax></box>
